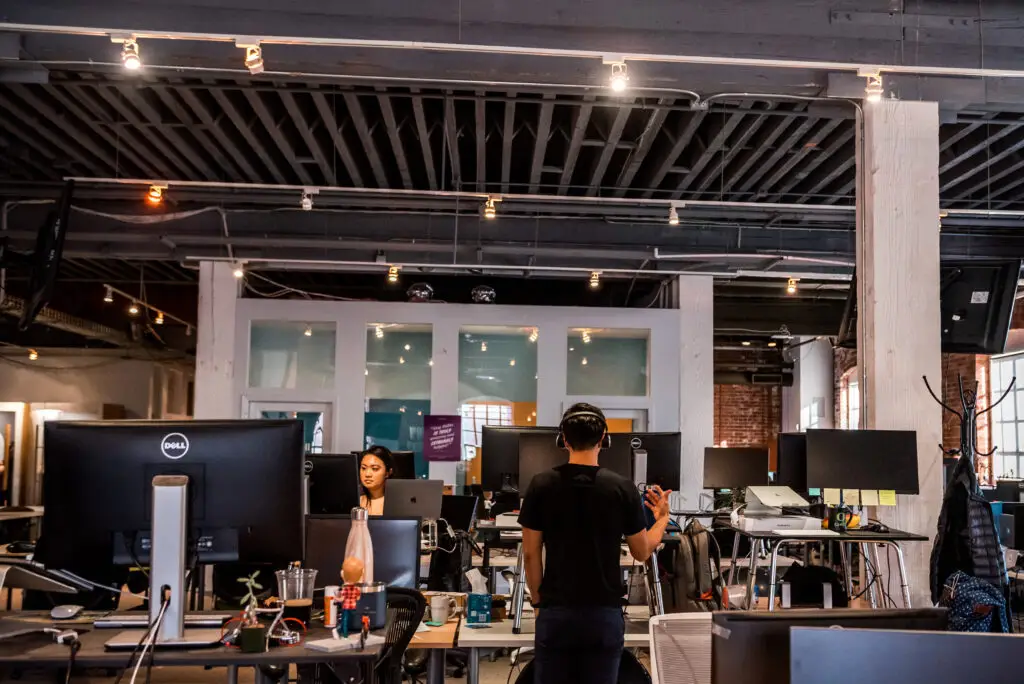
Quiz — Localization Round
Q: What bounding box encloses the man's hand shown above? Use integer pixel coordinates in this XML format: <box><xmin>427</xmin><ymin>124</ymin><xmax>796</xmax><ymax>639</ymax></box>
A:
<box><xmin>645</xmin><ymin>485</ymin><xmax>672</xmax><ymax>522</ymax></box>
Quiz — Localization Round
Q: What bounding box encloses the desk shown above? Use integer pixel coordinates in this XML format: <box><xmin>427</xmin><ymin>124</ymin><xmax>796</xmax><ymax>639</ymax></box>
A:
<box><xmin>0</xmin><ymin>507</ymin><xmax>43</xmax><ymax>524</ymax></box>
<box><xmin>0</xmin><ymin>621</ymin><xmax>378</xmax><ymax>683</ymax></box>
<box><xmin>457</xmin><ymin>608</ymin><xmax>651</xmax><ymax>684</ymax></box>
<box><xmin>723</xmin><ymin>524</ymin><xmax>928</xmax><ymax>610</ymax></box>
<box><xmin>411</xmin><ymin>619</ymin><xmax>459</xmax><ymax>684</ymax></box>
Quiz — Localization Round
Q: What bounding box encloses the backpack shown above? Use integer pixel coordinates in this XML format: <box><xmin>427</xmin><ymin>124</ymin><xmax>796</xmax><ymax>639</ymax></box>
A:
<box><xmin>661</xmin><ymin>520</ymin><xmax>725</xmax><ymax>612</ymax></box>
<box><xmin>939</xmin><ymin>570</ymin><xmax>1010</xmax><ymax>633</ymax></box>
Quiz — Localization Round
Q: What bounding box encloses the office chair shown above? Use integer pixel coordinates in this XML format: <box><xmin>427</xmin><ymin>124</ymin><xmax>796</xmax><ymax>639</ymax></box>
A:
<box><xmin>376</xmin><ymin>587</ymin><xmax>426</xmax><ymax>684</ymax></box>
<box><xmin>648</xmin><ymin>613</ymin><xmax>712</xmax><ymax>684</ymax></box>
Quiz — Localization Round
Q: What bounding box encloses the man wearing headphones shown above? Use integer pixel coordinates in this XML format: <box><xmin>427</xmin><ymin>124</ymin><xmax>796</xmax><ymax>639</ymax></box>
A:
<box><xmin>518</xmin><ymin>403</ymin><xmax>671</xmax><ymax>684</ymax></box>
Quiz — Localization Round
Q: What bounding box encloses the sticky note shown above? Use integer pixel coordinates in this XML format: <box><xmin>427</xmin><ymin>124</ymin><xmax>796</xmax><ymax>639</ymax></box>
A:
<box><xmin>844</xmin><ymin>489</ymin><xmax>861</xmax><ymax>506</ymax></box>
<box><xmin>808</xmin><ymin>488</ymin><xmax>822</xmax><ymax>497</ymax></box>
<box><xmin>879</xmin><ymin>490</ymin><xmax>897</xmax><ymax>506</ymax></box>
<box><xmin>861</xmin><ymin>490</ymin><xmax>880</xmax><ymax>506</ymax></box>
<box><xmin>824</xmin><ymin>488</ymin><xmax>841</xmax><ymax>505</ymax></box>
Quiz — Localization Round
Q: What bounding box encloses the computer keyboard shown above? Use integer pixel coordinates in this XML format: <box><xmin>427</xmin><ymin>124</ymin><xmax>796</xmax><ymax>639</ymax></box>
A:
<box><xmin>94</xmin><ymin>613</ymin><xmax>231</xmax><ymax>629</ymax></box>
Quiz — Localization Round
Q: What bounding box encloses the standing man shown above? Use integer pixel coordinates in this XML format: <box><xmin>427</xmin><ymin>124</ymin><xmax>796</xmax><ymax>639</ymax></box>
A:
<box><xmin>518</xmin><ymin>403</ymin><xmax>671</xmax><ymax>684</ymax></box>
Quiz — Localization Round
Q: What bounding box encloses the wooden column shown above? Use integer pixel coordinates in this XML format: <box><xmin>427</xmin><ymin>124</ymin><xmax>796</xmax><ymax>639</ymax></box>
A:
<box><xmin>675</xmin><ymin>276</ymin><xmax>714</xmax><ymax>509</ymax></box>
<box><xmin>858</xmin><ymin>99</ymin><xmax>942</xmax><ymax>608</ymax></box>
<box><xmin>194</xmin><ymin>261</ymin><xmax>239</xmax><ymax>419</ymax></box>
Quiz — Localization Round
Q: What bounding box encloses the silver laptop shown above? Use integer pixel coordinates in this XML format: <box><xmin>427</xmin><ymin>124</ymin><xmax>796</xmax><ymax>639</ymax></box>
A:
<box><xmin>383</xmin><ymin>479</ymin><xmax>444</xmax><ymax>520</ymax></box>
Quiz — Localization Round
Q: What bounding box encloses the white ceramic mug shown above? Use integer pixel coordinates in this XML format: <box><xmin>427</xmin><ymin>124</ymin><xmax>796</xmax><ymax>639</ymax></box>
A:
<box><xmin>430</xmin><ymin>594</ymin><xmax>456</xmax><ymax>623</ymax></box>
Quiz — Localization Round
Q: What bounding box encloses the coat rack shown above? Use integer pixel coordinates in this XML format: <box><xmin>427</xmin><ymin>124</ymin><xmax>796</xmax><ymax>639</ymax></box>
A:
<box><xmin>923</xmin><ymin>373</ymin><xmax>1015</xmax><ymax>471</ymax></box>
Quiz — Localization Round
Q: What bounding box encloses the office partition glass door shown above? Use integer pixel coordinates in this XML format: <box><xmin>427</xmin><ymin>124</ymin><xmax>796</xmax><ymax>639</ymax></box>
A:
<box><xmin>246</xmin><ymin>401</ymin><xmax>332</xmax><ymax>454</ymax></box>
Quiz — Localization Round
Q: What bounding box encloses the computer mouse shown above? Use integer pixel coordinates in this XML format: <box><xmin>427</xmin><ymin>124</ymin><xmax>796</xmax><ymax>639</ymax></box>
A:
<box><xmin>50</xmin><ymin>605</ymin><xmax>84</xmax><ymax>621</ymax></box>
<box><xmin>6</xmin><ymin>541</ymin><xmax>35</xmax><ymax>555</ymax></box>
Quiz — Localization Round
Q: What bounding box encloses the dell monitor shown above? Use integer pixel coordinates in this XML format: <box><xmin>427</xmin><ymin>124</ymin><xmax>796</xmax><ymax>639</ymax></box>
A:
<box><xmin>305</xmin><ymin>515</ymin><xmax>421</xmax><ymax>589</ymax></box>
<box><xmin>306</xmin><ymin>454</ymin><xmax>361</xmax><ymax>515</ymax></box>
<box><xmin>703</xmin><ymin>447</ymin><xmax>769</xmax><ymax>489</ymax></box>
<box><xmin>627</xmin><ymin>432</ymin><xmax>681</xmax><ymax>491</ymax></box>
<box><xmin>37</xmin><ymin>420</ymin><xmax>305</xmax><ymax>570</ymax></box>
<box><xmin>776</xmin><ymin>433</ymin><xmax>808</xmax><ymax>493</ymax></box>
<box><xmin>713</xmin><ymin>608</ymin><xmax>948</xmax><ymax>684</ymax></box>
<box><xmin>390</xmin><ymin>450</ymin><xmax>417</xmax><ymax>479</ymax></box>
<box><xmin>805</xmin><ymin>429</ymin><xmax>919</xmax><ymax>494</ymax></box>
<box><xmin>440</xmin><ymin>494</ymin><xmax>479</xmax><ymax>532</ymax></box>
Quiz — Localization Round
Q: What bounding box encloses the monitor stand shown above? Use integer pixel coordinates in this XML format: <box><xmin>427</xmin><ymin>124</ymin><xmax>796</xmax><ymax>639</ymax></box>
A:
<box><xmin>105</xmin><ymin>475</ymin><xmax>220</xmax><ymax>651</ymax></box>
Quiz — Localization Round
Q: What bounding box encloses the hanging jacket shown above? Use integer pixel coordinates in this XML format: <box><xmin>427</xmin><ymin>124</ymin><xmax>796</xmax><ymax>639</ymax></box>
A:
<box><xmin>930</xmin><ymin>451</ymin><xmax>1008</xmax><ymax>604</ymax></box>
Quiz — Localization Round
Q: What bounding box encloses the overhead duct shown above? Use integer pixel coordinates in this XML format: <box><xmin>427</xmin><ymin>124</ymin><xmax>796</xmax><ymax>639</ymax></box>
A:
<box><xmin>0</xmin><ymin>294</ymin><xmax>131</xmax><ymax>347</ymax></box>
<box><xmin>714</xmin><ymin>370</ymin><xmax>794</xmax><ymax>387</ymax></box>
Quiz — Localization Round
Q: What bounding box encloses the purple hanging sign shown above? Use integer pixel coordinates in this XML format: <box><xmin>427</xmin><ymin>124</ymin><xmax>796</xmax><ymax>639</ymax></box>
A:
<box><xmin>423</xmin><ymin>415</ymin><xmax>462</xmax><ymax>462</ymax></box>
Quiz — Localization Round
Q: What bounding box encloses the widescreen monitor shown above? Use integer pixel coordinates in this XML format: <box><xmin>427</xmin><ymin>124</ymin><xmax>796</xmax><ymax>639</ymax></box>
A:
<box><xmin>627</xmin><ymin>432</ymin><xmax>681</xmax><ymax>491</ymax></box>
<box><xmin>703</xmin><ymin>447</ymin><xmax>769</xmax><ymax>489</ymax></box>
<box><xmin>805</xmin><ymin>429</ymin><xmax>919</xmax><ymax>494</ymax></box>
<box><xmin>517</xmin><ymin>431</ymin><xmax>633</xmax><ymax>493</ymax></box>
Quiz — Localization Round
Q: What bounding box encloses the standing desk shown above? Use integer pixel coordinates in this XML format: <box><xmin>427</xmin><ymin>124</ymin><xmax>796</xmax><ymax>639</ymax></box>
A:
<box><xmin>722</xmin><ymin>524</ymin><xmax>928</xmax><ymax>610</ymax></box>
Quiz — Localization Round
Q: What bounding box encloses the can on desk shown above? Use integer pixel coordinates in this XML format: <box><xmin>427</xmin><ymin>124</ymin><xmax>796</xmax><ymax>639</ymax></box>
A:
<box><xmin>324</xmin><ymin>585</ymin><xmax>339</xmax><ymax>628</ymax></box>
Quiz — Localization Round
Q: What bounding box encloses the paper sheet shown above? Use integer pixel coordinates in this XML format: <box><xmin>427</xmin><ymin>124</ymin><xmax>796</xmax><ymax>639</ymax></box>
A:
<box><xmin>823</xmin><ymin>488</ymin><xmax>841</xmax><ymax>505</ymax></box>
<box><xmin>860</xmin><ymin>490</ymin><xmax>880</xmax><ymax>506</ymax></box>
<box><xmin>879</xmin><ymin>490</ymin><xmax>897</xmax><ymax>506</ymax></box>
<box><xmin>844</xmin><ymin>489</ymin><xmax>861</xmax><ymax>506</ymax></box>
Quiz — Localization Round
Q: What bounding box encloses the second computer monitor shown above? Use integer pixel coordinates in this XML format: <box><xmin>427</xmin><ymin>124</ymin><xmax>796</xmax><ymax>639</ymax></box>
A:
<box><xmin>306</xmin><ymin>454</ymin><xmax>361</xmax><ymax>515</ymax></box>
<box><xmin>703</xmin><ymin>447</ymin><xmax>769</xmax><ymax>489</ymax></box>
<box><xmin>776</xmin><ymin>433</ymin><xmax>808</xmax><ymax>493</ymax></box>
<box><xmin>805</xmin><ymin>429</ymin><xmax>919</xmax><ymax>494</ymax></box>
<box><xmin>628</xmin><ymin>432</ymin><xmax>681</xmax><ymax>491</ymax></box>
<box><xmin>518</xmin><ymin>431</ymin><xmax>633</xmax><ymax>492</ymax></box>
<box><xmin>481</xmin><ymin>426</ymin><xmax>557</xmax><ymax>490</ymax></box>
<box><xmin>305</xmin><ymin>515</ymin><xmax>421</xmax><ymax>589</ymax></box>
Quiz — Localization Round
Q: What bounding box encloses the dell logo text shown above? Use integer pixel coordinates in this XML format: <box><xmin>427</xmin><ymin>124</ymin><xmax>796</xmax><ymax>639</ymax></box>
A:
<box><xmin>161</xmin><ymin>433</ymin><xmax>189</xmax><ymax>460</ymax></box>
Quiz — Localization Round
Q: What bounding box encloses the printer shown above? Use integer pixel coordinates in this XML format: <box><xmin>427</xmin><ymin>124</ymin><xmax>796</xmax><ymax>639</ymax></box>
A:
<box><xmin>735</xmin><ymin>486</ymin><xmax>820</xmax><ymax>532</ymax></box>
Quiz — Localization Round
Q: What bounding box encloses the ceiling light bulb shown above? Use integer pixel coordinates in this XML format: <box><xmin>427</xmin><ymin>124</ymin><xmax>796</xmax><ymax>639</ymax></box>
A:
<box><xmin>399</xmin><ymin>406</ymin><xmax>406</xmax><ymax>413</ymax></box>
<box><xmin>128</xmin><ymin>302</ymin><xmax>139</xmax><ymax>316</ymax></box>
<box><xmin>304</xmin><ymin>326</ymin><xmax>313</xmax><ymax>337</ymax></box>
<box><xmin>121</xmin><ymin>39</ymin><xmax>141</xmax><ymax>70</ymax></box>
<box><xmin>589</xmin><ymin>271</ymin><xmax>601</xmax><ymax>290</ymax></box>
<box><xmin>103</xmin><ymin>286</ymin><xmax>113</xmax><ymax>303</ymax></box>
<box><xmin>481</xmin><ymin>342</ymin><xmax>488</xmax><ymax>352</ymax></box>
<box><xmin>399</xmin><ymin>356</ymin><xmax>405</xmax><ymax>364</ymax></box>
<box><xmin>417</xmin><ymin>411</ymin><xmax>423</xmax><ymax>417</ymax></box>
<box><xmin>529</xmin><ymin>329</ymin><xmax>539</xmax><ymax>343</ymax></box>
<box><xmin>864</xmin><ymin>73</ymin><xmax>884</xmax><ymax>103</ymax></box>
<box><xmin>244</xmin><ymin>45</ymin><xmax>264</xmax><ymax>75</ymax></box>
<box><xmin>786</xmin><ymin>277</ymin><xmax>798</xmax><ymax>295</ymax></box>
<box><xmin>428</xmin><ymin>359</ymin><xmax>434</xmax><ymax>367</ymax></box>
<box><xmin>582</xmin><ymin>357</ymin><xmax>589</xmax><ymax>366</ymax></box>
<box><xmin>527</xmin><ymin>416</ymin><xmax>532</xmax><ymax>422</ymax></box>
<box><xmin>155</xmin><ymin>311</ymin><xmax>164</xmax><ymax>325</ymax></box>
<box><xmin>668</xmin><ymin>206</ymin><xmax>680</xmax><ymax>226</ymax></box>
<box><xmin>365</xmin><ymin>368</ymin><xmax>369</xmax><ymax>376</ymax></box>
<box><xmin>510</xmin><ymin>358</ymin><xmax>516</xmax><ymax>367</ymax></box>
<box><xmin>375</xmin><ymin>325</ymin><xmax>384</xmax><ymax>339</ymax></box>
<box><xmin>582</xmin><ymin>331</ymin><xmax>591</xmax><ymax>344</ymax></box>
<box><xmin>768</xmin><ymin>341</ymin><xmax>777</xmax><ymax>348</ymax></box>
<box><xmin>233</xmin><ymin>266</ymin><xmax>244</xmax><ymax>279</ymax></box>
<box><xmin>146</xmin><ymin>185</ymin><xmax>163</xmax><ymax>205</ymax></box>
<box><xmin>484</xmin><ymin>197</ymin><xmax>498</xmax><ymax>220</ymax></box>
<box><xmin>742</xmin><ymin>340</ymin><xmax>752</xmax><ymax>346</ymax></box>
<box><xmin>404</xmin><ymin>344</ymin><xmax>411</xmax><ymax>351</ymax></box>
<box><xmin>387</xmin><ymin>265</ymin><xmax>400</xmax><ymax>284</ymax></box>
<box><xmin>301</xmin><ymin>191</ymin><xmax>313</xmax><ymax>211</ymax></box>
<box><xmin>609</xmin><ymin>62</ymin><xmax>629</xmax><ymax>92</ymax></box>
<box><xmin>27</xmin><ymin>349</ymin><xmax>38</xmax><ymax>361</ymax></box>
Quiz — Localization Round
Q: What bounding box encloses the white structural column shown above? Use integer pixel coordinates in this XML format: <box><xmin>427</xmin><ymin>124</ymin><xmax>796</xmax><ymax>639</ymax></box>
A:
<box><xmin>858</xmin><ymin>100</ymin><xmax>942</xmax><ymax>608</ymax></box>
<box><xmin>782</xmin><ymin>337</ymin><xmax>835</xmax><ymax>433</ymax></box>
<box><xmin>429</xmin><ymin>323</ymin><xmax>460</xmax><ymax>483</ymax></box>
<box><xmin>194</xmin><ymin>261</ymin><xmax>239</xmax><ymax>419</ymax></box>
<box><xmin>675</xmin><ymin>276</ymin><xmax>714</xmax><ymax>509</ymax></box>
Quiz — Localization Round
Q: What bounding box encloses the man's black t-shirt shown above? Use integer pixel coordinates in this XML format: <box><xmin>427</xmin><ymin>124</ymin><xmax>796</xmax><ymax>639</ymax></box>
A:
<box><xmin>518</xmin><ymin>463</ymin><xmax>646</xmax><ymax>608</ymax></box>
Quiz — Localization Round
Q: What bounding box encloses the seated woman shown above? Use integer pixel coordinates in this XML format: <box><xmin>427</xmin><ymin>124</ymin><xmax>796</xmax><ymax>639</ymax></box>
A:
<box><xmin>359</xmin><ymin>446</ymin><xmax>395</xmax><ymax>516</ymax></box>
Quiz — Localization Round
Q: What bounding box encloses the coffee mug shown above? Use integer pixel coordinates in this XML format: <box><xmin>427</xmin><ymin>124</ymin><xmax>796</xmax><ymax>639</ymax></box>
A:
<box><xmin>430</xmin><ymin>594</ymin><xmax>456</xmax><ymax>623</ymax></box>
<box><xmin>829</xmin><ymin>506</ymin><xmax>854</xmax><ymax>532</ymax></box>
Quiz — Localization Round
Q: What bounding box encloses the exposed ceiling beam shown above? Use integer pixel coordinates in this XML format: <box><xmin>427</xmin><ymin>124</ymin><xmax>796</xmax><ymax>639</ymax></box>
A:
<box><xmin>587</xmin><ymin>100</ymin><xmax>633</xmax><ymax>196</ymax></box>
<box><xmin>529</xmin><ymin>94</ymin><xmax>555</xmax><ymax>194</ymax></box>
<box><xmin>148</xmin><ymin>82</ymin><xmax>244</xmax><ymax>182</ymax></box>
<box><xmin>310</xmin><ymin>90</ymin><xmax>364</xmax><ymax>187</ymax></box>
<box><xmin>766</xmin><ymin>124</ymin><xmax>853</xmax><ymax>202</ymax></box>
<box><xmin>501</xmin><ymin>94</ymin><xmax>515</xmax><ymax>194</ymax></box>
<box><xmin>443</xmin><ymin>95</ymin><xmax>462</xmax><ymax>188</ymax></box>
<box><xmin>207</xmin><ymin>86</ymin><xmax>288</xmax><ymax>184</ymax></box>
<box><xmin>410</xmin><ymin>89</ymin><xmax>437</xmax><ymax>191</ymax></box>
<box><xmin>643</xmin><ymin>109</ymin><xmax>705</xmax><ymax>198</ymax></box>
<box><xmin>0</xmin><ymin>90</ymin><xmax>108</xmax><ymax>177</ymax></box>
<box><xmin>169</xmin><ymin>80</ymin><xmax>263</xmax><ymax>182</ymax></box>
<box><xmin>672</xmin><ymin>102</ymin><xmax>750</xmax><ymax>199</ymax></box>
<box><xmin>375</xmin><ymin>91</ymin><xmax>411</xmax><ymax>190</ymax></box>
<box><xmin>760</xmin><ymin>119</ymin><xmax>843</xmax><ymax>201</ymax></box>
<box><xmin>614</xmin><ymin>97</ymin><xmax>671</xmax><ymax>196</ymax></box>
<box><xmin>559</xmin><ymin>95</ymin><xmax>595</xmax><ymax>195</ymax></box>
<box><xmin>474</xmin><ymin>93</ymin><xmax>486</xmax><ymax>193</ymax></box>
<box><xmin>243</xmin><ymin>89</ymin><xmax>315</xmax><ymax>185</ymax></box>
<box><xmin>281</xmin><ymin>90</ymin><xmax>338</xmax><ymax>185</ymax></box>
<box><xmin>733</xmin><ymin>116</ymin><xmax>817</xmax><ymax>199</ymax></box>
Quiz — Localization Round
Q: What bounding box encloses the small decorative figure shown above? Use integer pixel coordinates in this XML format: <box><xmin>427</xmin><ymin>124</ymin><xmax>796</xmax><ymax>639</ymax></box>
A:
<box><xmin>359</xmin><ymin>614</ymin><xmax>370</xmax><ymax>650</ymax></box>
<box><xmin>336</xmin><ymin>557</ymin><xmax>364</xmax><ymax>639</ymax></box>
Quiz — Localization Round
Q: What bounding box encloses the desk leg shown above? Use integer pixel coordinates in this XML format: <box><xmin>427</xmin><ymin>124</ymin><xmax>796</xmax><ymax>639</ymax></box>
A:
<box><xmin>728</xmin><ymin>531</ymin><xmax>741</xmax><ymax>585</ymax></box>
<box><xmin>838</xmin><ymin>542</ymin><xmax>853</xmax><ymax>597</ymax></box>
<box><xmin>646</xmin><ymin>552</ymin><xmax>665</xmax><ymax>616</ymax></box>
<box><xmin>511</xmin><ymin>542</ymin><xmax>525</xmax><ymax>635</ymax></box>
<box><xmin>226</xmin><ymin>665</ymin><xmax>238</xmax><ymax>684</ymax></box>
<box><xmin>766</xmin><ymin>543</ymin><xmax>782</xmax><ymax>612</ymax></box>
<box><xmin>427</xmin><ymin>649</ymin><xmax>446</xmax><ymax>684</ymax></box>
<box><xmin>468</xmin><ymin>647</ymin><xmax>481</xmax><ymax>684</ymax></box>
<box><xmin>889</xmin><ymin>542</ymin><xmax>912</xmax><ymax>608</ymax></box>
<box><xmin>745</xmin><ymin>541</ymin><xmax>759</xmax><ymax>610</ymax></box>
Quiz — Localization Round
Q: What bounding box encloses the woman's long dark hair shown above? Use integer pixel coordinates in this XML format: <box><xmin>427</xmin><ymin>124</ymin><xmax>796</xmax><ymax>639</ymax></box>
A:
<box><xmin>359</xmin><ymin>445</ymin><xmax>395</xmax><ymax>499</ymax></box>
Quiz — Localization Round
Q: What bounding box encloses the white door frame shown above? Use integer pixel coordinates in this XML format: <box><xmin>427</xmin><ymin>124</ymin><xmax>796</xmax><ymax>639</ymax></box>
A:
<box><xmin>243</xmin><ymin>399</ymin><xmax>334</xmax><ymax>453</ymax></box>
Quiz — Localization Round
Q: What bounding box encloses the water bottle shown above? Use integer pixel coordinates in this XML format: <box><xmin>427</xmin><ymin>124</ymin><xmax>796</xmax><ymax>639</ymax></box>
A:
<box><xmin>345</xmin><ymin>507</ymin><xmax>374</xmax><ymax>584</ymax></box>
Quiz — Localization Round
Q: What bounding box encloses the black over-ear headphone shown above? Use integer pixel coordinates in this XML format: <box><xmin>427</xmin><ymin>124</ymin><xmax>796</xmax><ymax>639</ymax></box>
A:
<box><xmin>556</xmin><ymin>410</ymin><xmax>612</xmax><ymax>449</ymax></box>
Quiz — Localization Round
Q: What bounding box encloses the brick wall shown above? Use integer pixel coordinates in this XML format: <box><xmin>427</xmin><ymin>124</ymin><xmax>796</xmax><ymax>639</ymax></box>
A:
<box><xmin>713</xmin><ymin>383</ymin><xmax>782</xmax><ymax>466</ymax></box>
<box><xmin>833</xmin><ymin>347</ymin><xmax>857</xmax><ymax>427</ymax></box>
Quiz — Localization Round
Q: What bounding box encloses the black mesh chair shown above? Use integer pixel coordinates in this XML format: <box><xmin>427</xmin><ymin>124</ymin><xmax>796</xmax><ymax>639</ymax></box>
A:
<box><xmin>375</xmin><ymin>587</ymin><xmax>426</xmax><ymax>684</ymax></box>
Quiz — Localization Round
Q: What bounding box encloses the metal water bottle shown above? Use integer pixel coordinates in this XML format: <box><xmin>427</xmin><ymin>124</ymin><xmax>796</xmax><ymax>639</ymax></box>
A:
<box><xmin>345</xmin><ymin>507</ymin><xmax>375</xmax><ymax>584</ymax></box>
